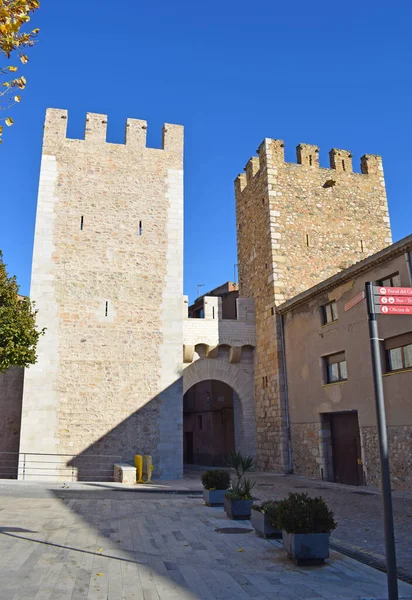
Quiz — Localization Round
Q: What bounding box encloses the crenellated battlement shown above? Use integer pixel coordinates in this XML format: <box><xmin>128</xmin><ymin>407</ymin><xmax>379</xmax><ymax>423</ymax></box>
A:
<box><xmin>235</xmin><ymin>137</ymin><xmax>383</xmax><ymax>193</ymax></box>
<box><xmin>42</xmin><ymin>108</ymin><xmax>184</xmax><ymax>155</ymax></box>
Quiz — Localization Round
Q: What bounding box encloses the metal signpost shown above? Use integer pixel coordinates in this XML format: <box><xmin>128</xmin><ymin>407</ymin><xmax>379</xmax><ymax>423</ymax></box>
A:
<box><xmin>345</xmin><ymin>282</ymin><xmax>412</xmax><ymax>600</ymax></box>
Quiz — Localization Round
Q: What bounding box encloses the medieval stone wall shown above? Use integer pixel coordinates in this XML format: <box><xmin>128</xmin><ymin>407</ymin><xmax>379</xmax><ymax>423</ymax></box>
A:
<box><xmin>0</xmin><ymin>367</ymin><xmax>24</xmax><ymax>478</ymax></box>
<box><xmin>183</xmin><ymin>295</ymin><xmax>257</xmax><ymax>458</ymax></box>
<box><xmin>19</xmin><ymin>109</ymin><xmax>184</xmax><ymax>479</ymax></box>
<box><xmin>235</xmin><ymin>138</ymin><xmax>391</xmax><ymax>472</ymax></box>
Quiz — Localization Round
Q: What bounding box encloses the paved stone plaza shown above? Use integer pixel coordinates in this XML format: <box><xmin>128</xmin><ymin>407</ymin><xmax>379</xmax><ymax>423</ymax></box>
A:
<box><xmin>0</xmin><ymin>481</ymin><xmax>412</xmax><ymax>599</ymax></box>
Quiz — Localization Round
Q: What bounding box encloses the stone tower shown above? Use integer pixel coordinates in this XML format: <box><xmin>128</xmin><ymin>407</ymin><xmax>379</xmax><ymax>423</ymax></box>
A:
<box><xmin>235</xmin><ymin>139</ymin><xmax>392</xmax><ymax>472</ymax></box>
<box><xmin>19</xmin><ymin>109</ymin><xmax>184</xmax><ymax>479</ymax></box>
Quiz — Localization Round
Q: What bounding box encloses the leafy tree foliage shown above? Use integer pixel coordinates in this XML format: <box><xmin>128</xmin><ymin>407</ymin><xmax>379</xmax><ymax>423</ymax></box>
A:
<box><xmin>0</xmin><ymin>0</ymin><xmax>40</xmax><ymax>143</ymax></box>
<box><xmin>0</xmin><ymin>250</ymin><xmax>44</xmax><ymax>373</ymax></box>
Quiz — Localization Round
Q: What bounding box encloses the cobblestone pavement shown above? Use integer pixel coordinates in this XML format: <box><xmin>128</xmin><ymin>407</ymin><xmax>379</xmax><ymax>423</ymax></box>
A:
<box><xmin>185</xmin><ymin>467</ymin><xmax>412</xmax><ymax>582</ymax></box>
<box><xmin>0</xmin><ymin>481</ymin><xmax>411</xmax><ymax>599</ymax></box>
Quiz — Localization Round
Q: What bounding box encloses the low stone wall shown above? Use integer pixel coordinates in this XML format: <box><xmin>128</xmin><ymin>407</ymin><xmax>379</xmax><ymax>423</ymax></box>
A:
<box><xmin>290</xmin><ymin>423</ymin><xmax>322</xmax><ymax>478</ymax></box>
<box><xmin>361</xmin><ymin>425</ymin><xmax>412</xmax><ymax>490</ymax></box>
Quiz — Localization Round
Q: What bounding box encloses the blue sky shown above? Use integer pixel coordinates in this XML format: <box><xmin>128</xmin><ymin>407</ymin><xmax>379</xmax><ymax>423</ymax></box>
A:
<box><xmin>1</xmin><ymin>1</ymin><xmax>412</xmax><ymax>301</ymax></box>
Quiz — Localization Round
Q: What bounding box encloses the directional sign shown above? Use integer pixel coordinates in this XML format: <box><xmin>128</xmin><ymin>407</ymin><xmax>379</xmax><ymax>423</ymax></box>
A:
<box><xmin>376</xmin><ymin>295</ymin><xmax>412</xmax><ymax>305</ymax></box>
<box><xmin>374</xmin><ymin>286</ymin><xmax>412</xmax><ymax>296</ymax></box>
<box><xmin>345</xmin><ymin>291</ymin><xmax>365</xmax><ymax>312</ymax></box>
<box><xmin>379</xmin><ymin>305</ymin><xmax>412</xmax><ymax>315</ymax></box>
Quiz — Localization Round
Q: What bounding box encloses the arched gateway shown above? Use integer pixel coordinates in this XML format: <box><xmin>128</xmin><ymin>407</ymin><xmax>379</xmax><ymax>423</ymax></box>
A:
<box><xmin>182</xmin><ymin>295</ymin><xmax>257</xmax><ymax>460</ymax></box>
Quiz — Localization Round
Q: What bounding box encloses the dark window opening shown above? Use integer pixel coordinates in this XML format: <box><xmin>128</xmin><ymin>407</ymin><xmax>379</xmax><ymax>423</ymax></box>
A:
<box><xmin>139</xmin><ymin>221</ymin><xmax>143</xmax><ymax>236</ymax></box>
<box><xmin>212</xmin><ymin>306</ymin><xmax>215</xmax><ymax>319</ymax></box>
<box><xmin>309</xmin><ymin>155</ymin><xmax>312</xmax><ymax>166</ymax></box>
<box><xmin>271</xmin><ymin>307</ymin><xmax>274</xmax><ymax>316</ymax></box>
<box><xmin>342</xmin><ymin>159</ymin><xmax>346</xmax><ymax>171</ymax></box>
<box><xmin>321</xmin><ymin>300</ymin><xmax>338</xmax><ymax>325</ymax></box>
<box><xmin>377</xmin><ymin>272</ymin><xmax>401</xmax><ymax>288</ymax></box>
<box><xmin>80</xmin><ymin>216</ymin><xmax>84</xmax><ymax>230</ymax></box>
<box><xmin>265</xmin><ymin>376</ymin><xmax>268</xmax><ymax>388</ymax></box>
<box><xmin>360</xmin><ymin>240</ymin><xmax>364</xmax><ymax>253</ymax></box>
<box><xmin>385</xmin><ymin>334</ymin><xmax>412</xmax><ymax>373</ymax></box>
<box><xmin>306</xmin><ymin>234</ymin><xmax>310</xmax><ymax>247</ymax></box>
<box><xmin>325</xmin><ymin>352</ymin><xmax>347</xmax><ymax>383</ymax></box>
<box><xmin>105</xmin><ymin>301</ymin><xmax>109</xmax><ymax>317</ymax></box>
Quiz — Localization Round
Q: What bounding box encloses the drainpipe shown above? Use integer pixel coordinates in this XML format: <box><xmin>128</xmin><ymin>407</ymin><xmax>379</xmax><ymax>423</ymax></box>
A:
<box><xmin>279</xmin><ymin>311</ymin><xmax>293</xmax><ymax>473</ymax></box>
<box><xmin>405</xmin><ymin>249</ymin><xmax>412</xmax><ymax>286</ymax></box>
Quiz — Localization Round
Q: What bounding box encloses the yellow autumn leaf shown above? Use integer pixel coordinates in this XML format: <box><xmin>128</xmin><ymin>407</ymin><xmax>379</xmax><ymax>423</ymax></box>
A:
<box><xmin>238</xmin><ymin>548</ymin><xmax>244</xmax><ymax>552</ymax></box>
<box><xmin>96</xmin><ymin>572</ymin><xmax>103</xmax><ymax>577</ymax></box>
<box><xmin>16</xmin><ymin>76</ymin><xmax>26</xmax><ymax>89</ymax></box>
<box><xmin>97</xmin><ymin>547</ymin><xmax>103</xmax><ymax>552</ymax></box>
<box><xmin>8</xmin><ymin>66</ymin><xmax>18</xmax><ymax>72</ymax></box>
<box><xmin>14</xmin><ymin>95</ymin><xmax>21</xmax><ymax>102</ymax></box>
<box><xmin>5</xmin><ymin>118</ymin><xmax>14</xmax><ymax>127</ymax></box>
<box><xmin>20</xmin><ymin>55</ymin><xmax>29</xmax><ymax>64</ymax></box>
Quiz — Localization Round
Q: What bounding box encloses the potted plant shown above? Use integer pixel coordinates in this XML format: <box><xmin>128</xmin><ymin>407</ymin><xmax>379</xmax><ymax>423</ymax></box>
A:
<box><xmin>251</xmin><ymin>501</ymin><xmax>282</xmax><ymax>539</ymax></box>
<box><xmin>224</xmin><ymin>452</ymin><xmax>256</xmax><ymax>520</ymax></box>
<box><xmin>276</xmin><ymin>493</ymin><xmax>337</xmax><ymax>565</ymax></box>
<box><xmin>201</xmin><ymin>470</ymin><xmax>231</xmax><ymax>506</ymax></box>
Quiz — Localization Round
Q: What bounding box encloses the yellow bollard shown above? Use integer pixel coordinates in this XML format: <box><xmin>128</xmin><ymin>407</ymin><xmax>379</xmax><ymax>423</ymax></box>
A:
<box><xmin>142</xmin><ymin>455</ymin><xmax>153</xmax><ymax>483</ymax></box>
<box><xmin>134</xmin><ymin>454</ymin><xmax>144</xmax><ymax>484</ymax></box>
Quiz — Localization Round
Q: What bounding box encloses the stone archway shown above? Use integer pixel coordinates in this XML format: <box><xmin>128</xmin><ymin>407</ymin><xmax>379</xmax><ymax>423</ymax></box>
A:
<box><xmin>183</xmin><ymin>357</ymin><xmax>256</xmax><ymax>458</ymax></box>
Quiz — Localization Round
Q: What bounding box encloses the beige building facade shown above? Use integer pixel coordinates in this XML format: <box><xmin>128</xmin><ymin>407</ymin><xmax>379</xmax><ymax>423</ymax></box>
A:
<box><xmin>278</xmin><ymin>236</ymin><xmax>412</xmax><ymax>489</ymax></box>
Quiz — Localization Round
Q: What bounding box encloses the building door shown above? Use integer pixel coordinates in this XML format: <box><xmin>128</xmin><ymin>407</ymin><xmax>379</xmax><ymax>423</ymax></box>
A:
<box><xmin>330</xmin><ymin>412</ymin><xmax>363</xmax><ymax>486</ymax></box>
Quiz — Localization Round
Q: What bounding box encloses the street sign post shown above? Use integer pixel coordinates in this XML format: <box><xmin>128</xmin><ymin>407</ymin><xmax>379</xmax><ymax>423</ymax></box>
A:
<box><xmin>344</xmin><ymin>291</ymin><xmax>365</xmax><ymax>312</ymax></box>
<box><xmin>338</xmin><ymin>281</ymin><xmax>412</xmax><ymax>599</ymax></box>
<box><xmin>376</xmin><ymin>296</ymin><xmax>412</xmax><ymax>305</ymax></box>
<box><xmin>374</xmin><ymin>285</ymin><xmax>412</xmax><ymax>296</ymax></box>
<box><xmin>366</xmin><ymin>282</ymin><xmax>401</xmax><ymax>600</ymax></box>
<box><xmin>379</xmin><ymin>305</ymin><xmax>412</xmax><ymax>315</ymax></box>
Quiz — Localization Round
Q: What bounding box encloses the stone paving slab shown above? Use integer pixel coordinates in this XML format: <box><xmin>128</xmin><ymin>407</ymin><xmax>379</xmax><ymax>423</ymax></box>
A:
<box><xmin>0</xmin><ymin>482</ymin><xmax>411</xmax><ymax>599</ymax></box>
<box><xmin>182</xmin><ymin>467</ymin><xmax>412</xmax><ymax>581</ymax></box>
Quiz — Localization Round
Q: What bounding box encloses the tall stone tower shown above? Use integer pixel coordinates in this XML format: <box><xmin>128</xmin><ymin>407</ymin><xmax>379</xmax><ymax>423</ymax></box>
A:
<box><xmin>235</xmin><ymin>139</ymin><xmax>392</xmax><ymax>472</ymax></box>
<box><xmin>19</xmin><ymin>109</ymin><xmax>184</xmax><ymax>479</ymax></box>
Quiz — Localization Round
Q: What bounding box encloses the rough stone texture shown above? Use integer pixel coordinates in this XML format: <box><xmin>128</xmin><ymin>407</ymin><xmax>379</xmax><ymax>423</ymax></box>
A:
<box><xmin>235</xmin><ymin>139</ymin><xmax>392</xmax><ymax>473</ymax></box>
<box><xmin>113</xmin><ymin>463</ymin><xmax>136</xmax><ymax>484</ymax></box>
<box><xmin>0</xmin><ymin>367</ymin><xmax>24</xmax><ymax>479</ymax></box>
<box><xmin>362</xmin><ymin>425</ymin><xmax>412</xmax><ymax>490</ymax></box>
<box><xmin>183</xmin><ymin>295</ymin><xmax>257</xmax><ymax>458</ymax></box>
<box><xmin>19</xmin><ymin>109</ymin><xmax>184</xmax><ymax>480</ymax></box>
<box><xmin>289</xmin><ymin>423</ymin><xmax>322</xmax><ymax>478</ymax></box>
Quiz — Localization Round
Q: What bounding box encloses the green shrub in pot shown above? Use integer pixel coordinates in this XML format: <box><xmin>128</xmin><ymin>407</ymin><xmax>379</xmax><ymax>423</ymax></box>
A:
<box><xmin>276</xmin><ymin>493</ymin><xmax>337</xmax><ymax>564</ymax></box>
<box><xmin>201</xmin><ymin>470</ymin><xmax>230</xmax><ymax>506</ymax></box>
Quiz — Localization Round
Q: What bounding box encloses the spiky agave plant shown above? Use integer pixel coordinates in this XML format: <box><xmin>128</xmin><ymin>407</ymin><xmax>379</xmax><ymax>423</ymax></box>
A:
<box><xmin>226</xmin><ymin>452</ymin><xmax>256</xmax><ymax>482</ymax></box>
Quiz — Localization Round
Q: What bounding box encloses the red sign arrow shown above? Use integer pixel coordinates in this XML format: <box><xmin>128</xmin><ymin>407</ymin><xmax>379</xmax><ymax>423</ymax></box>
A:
<box><xmin>376</xmin><ymin>295</ymin><xmax>412</xmax><ymax>305</ymax></box>
<box><xmin>379</xmin><ymin>305</ymin><xmax>412</xmax><ymax>315</ymax></box>
<box><xmin>345</xmin><ymin>291</ymin><xmax>365</xmax><ymax>312</ymax></box>
<box><xmin>375</xmin><ymin>286</ymin><xmax>412</xmax><ymax>296</ymax></box>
